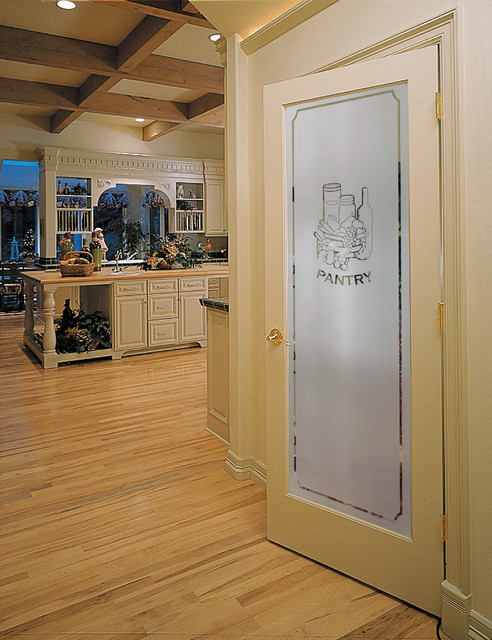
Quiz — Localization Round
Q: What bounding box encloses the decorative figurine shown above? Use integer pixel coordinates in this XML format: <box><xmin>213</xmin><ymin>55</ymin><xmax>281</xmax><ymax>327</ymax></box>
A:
<box><xmin>198</xmin><ymin>238</ymin><xmax>212</xmax><ymax>259</ymax></box>
<box><xmin>93</xmin><ymin>227</ymin><xmax>108</xmax><ymax>262</ymax></box>
<box><xmin>89</xmin><ymin>232</ymin><xmax>102</xmax><ymax>271</ymax></box>
<box><xmin>59</xmin><ymin>232</ymin><xmax>74</xmax><ymax>259</ymax></box>
<box><xmin>177</xmin><ymin>184</ymin><xmax>185</xmax><ymax>199</ymax></box>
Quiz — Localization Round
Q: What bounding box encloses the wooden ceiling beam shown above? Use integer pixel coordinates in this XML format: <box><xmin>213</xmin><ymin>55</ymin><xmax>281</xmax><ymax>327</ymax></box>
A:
<box><xmin>143</xmin><ymin>104</ymin><xmax>224</xmax><ymax>141</ymax></box>
<box><xmin>78</xmin><ymin>75</ymin><xmax>122</xmax><ymax>105</ymax></box>
<box><xmin>180</xmin><ymin>1</ymin><xmax>200</xmax><ymax>14</ymax></box>
<box><xmin>90</xmin><ymin>0</ymin><xmax>215</xmax><ymax>28</ymax></box>
<box><xmin>50</xmin><ymin>110</ymin><xmax>80</xmax><ymax>134</ymax></box>
<box><xmin>122</xmin><ymin>55</ymin><xmax>223</xmax><ymax>92</ymax></box>
<box><xmin>0</xmin><ymin>76</ymin><xmax>190</xmax><ymax>121</ymax></box>
<box><xmin>142</xmin><ymin>120</ymin><xmax>187</xmax><ymax>141</ymax></box>
<box><xmin>0</xmin><ymin>25</ymin><xmax>223</xmax><ymax>94</ymax></box>
<box><xmin>0</xmin><ymin>77</ymin><xmax>78</xmax><ymax>109</ymax></box>
<box><xmin>116</xmin><ymin>15</ymin><xmax>183</xmax><ymax>72</ymax></box>
<box><xmin>188</xmin><ymin>92</ymin><xmax>224</xmax><ymax>119</ymax></box>
<box><xmin>0</xmin><ymin>25</ymin><xmax>116</xmax><ymax>75</ymax></box>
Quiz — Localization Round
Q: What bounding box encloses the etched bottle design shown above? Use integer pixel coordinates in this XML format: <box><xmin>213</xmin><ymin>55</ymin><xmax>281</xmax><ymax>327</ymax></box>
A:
<box><xmin>322</xmin><ymin>183</ymin><xmax>341</xmax><ymax>224</ymax></box>
<box><xmin>356</xmin><ymin>186</ymin><xmax>373</xmax><ymax>259</ymax></box>
<box><xmin>316</xmin><ymin>182</ymin><xmax>373</xmax><ymax>270</ymax></box>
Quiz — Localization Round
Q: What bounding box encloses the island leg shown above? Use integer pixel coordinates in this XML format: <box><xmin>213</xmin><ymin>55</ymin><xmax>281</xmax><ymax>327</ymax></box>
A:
<box><xmin>43</xmin><ymin>288</ymin><xmax>57</xmax><ymax>354</ymax></box>
<box><xmin>23</xmin><ymin>280</ymin><xmax>35</xmax><ymax>340</ymax></box>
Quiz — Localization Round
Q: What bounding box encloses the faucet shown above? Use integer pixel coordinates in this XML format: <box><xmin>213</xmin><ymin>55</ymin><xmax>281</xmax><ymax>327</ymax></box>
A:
<box><xmin>113</xmin><ymin>250</ymin><xmax>122</xmax><ymax>273</ymax></box>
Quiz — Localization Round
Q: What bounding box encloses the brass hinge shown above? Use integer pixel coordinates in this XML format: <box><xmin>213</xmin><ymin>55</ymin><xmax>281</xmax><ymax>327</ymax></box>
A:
<box><xmin>438</xmin><ymin>302</ymin><xmax>445</xmax><ymax>332</ymax></box>
<box><xmin>435</xmin><ymin>92</ymin><xmax>442</xmax><ymax>120</ymax></box>
<box><xmin>440</xmin><ymin>514</ymin><xmax>447</xmax><ymax>543</ymax></box>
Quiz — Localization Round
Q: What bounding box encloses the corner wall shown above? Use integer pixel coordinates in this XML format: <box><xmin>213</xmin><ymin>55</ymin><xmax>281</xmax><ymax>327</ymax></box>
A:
<box><xmin>226</xmin><ymin>0</ymin><xmax>491</xmax><ymax>637</ymax></box>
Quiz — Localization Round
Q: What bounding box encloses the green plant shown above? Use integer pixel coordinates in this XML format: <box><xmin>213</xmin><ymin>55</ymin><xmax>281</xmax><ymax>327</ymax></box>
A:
<box><xmin>55</xmin><ymin>299</ymin><xmax>111</xmax><ymax>353</ymax></box>
<box><xmin>122</xmin><ymin>221</ymin><xmax>145</xmax><ymax>253</ymax></box>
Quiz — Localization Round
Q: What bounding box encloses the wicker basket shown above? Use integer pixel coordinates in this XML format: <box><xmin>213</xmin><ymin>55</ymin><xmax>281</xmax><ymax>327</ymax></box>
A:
<box><xmin>59</xmin><ymin>251</ymin><xmax>95</xmax><ymax>277</ymax></box>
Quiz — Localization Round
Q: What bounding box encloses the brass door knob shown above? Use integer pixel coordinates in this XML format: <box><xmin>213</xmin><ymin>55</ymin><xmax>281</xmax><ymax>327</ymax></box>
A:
<box><xmin>266</xmin><ymin>328</ymin><xmax>289</xmax><ymax>345</ymax></box>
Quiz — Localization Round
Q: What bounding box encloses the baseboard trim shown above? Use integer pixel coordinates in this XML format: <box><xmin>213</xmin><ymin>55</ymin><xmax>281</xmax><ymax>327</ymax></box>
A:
<box><xmin>441</xmin><ymin>580</ymin><xmax>472</xmax><ymax>640</ymax></box>
<box><xmin>225</xmin><ymin>450</ymin><xmax>266</xmax><ymax>490</ymax></box>
<box><xmin>469</xmin><ymin>610</ymin><xmax>492</xmax><ymax>640</ymax></box>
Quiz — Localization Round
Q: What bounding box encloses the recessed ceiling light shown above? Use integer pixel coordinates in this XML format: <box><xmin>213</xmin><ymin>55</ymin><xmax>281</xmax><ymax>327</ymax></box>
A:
<box><xmin>57</xmin><ymin>0</ymin><xmax>76</xmax><ymax>8</ymax></box>
<box><xmin>208</xmin><ymin>33</ymin><xmax>221</xmax><ymax>42</ymax></box>
<box><xmin>135</xmin><ymin>118</ymin><xmax>145</xmax><ymax>123</ymax></box>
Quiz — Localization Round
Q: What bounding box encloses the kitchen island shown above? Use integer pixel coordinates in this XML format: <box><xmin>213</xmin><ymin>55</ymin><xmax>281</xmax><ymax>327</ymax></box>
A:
<box><xmin>23</xmin><ymin>264</ymin><xmax>228</xmax><ymax>369</ymax></box>
<box><xmin>200</xmin><ymin>296</ymin><xmax>229</xmax><ymax>443</ymax></box>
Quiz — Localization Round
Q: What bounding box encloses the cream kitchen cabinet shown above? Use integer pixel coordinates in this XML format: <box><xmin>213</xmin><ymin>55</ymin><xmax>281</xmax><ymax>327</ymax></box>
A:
<box><xmin>114</xmin><ymin>280</ymin><xmax>147</xmax><ymax>351</ymax></box>
<box><xmin>178</xmin><ymin>276</ymin><xmax>207</xmax><ymax>344</ymax></box>
<box><xmin>205</xmin><ymin>179</ymin><xmax>227</xmax><ymax>235</ymax></box>
<box><xmin>114</xmin><ymin>275</ymin><xmax>206</xmax><ymax>355</ymax></box>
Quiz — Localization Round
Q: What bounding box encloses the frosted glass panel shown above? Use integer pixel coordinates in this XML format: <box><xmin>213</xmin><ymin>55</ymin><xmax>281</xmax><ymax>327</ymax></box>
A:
<box><xmin>286</xmin><ymin>84</ymin><xmax>410</xmax><ymax>536</ymax></box>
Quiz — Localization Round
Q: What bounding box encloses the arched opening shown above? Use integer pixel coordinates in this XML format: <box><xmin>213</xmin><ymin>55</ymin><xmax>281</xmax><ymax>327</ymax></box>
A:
<box><xmin>93</xmin><ymin>185</ymin><xmax>171</xmax><ymax>262</ymax></box>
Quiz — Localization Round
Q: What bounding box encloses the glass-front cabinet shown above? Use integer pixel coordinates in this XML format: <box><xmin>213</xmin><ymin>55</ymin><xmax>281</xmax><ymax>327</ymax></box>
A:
<box><xmin>56</xmin><ymin>177</ymin><xmax>92</xmax><ymax>254</ymax></box>
<box><xmin>175</xmin><ymin>181</ymin><xmax>204</xmax><ymax>233</ymax></box>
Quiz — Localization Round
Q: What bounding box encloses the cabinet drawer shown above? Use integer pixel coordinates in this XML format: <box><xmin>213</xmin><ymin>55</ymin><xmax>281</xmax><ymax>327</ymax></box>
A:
<box><xmin>148</xmin><ymin>319</ymin><xmax>178</xmax><ymax>345</ymax></box>
<box><xmin>149</xmin><ymin>294</ymin><xmax>178</xmax><ymax>319</ymax></box>
<box><xmin>180</xmin><ymin>276</ymin><xmax>207</xmax><ymax>292</ymax></box>
<box><xmin>207</xmin><ymin>277</ymin><xmax>219</xmax><ymax>298</ymax></box>
<box><xmin>149</xmin><ymin>278</ymin><xmax>178</xmax><ymax>294</ymax></box>
<box><xmin>115</xmin><ymin>280</ymin><xmax>147</xmax><ymax>296</ymax></box>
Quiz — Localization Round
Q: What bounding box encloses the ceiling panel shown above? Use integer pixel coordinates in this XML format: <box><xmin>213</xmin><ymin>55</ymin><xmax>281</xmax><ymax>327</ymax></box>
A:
<box><xmin>1</xmin><ymin>0</ymin><xmax>141</xmax><ymax>44</ymax></box>
<box><xmin>0</xmin><ymin>102</ymin><xmax>54</xmax><ymax>117</ymax></box>
<box><xmin>109</xmin><ymin>79</ymin><xmax>203</xmax><ymax>103</ymax></box>
<box><xmin>153</xmin><ymin>24</ymin><xmax>222</xmax><ymax>66</ymax></box>
<box><xmin>0</xmin><ymin>59</ymin><xmax>88</xmax><ymax>86</ymax></box>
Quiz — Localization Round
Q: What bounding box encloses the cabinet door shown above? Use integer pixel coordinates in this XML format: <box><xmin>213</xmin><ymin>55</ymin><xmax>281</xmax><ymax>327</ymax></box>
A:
<box><xmin>114</xmin><ymin>296</ymin><xmax>147</xmax><ymax>350</ymax></box>
<box><xmin>179</xmin><ymin>292</ymin><xmax>206</xmax><ymax>343</ymax></box>
<box><xmin>205</xmin><ymin>180</ymin><xmax>227</xmax><ymax>235</ymax></box>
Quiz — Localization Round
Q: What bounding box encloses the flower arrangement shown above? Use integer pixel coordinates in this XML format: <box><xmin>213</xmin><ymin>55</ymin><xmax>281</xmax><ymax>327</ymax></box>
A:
<box><xmin>145</xmin><ymin>234</ymin><xmax>199</xmax><ymax>270</ymax></box>
<box><xmin>55</xmin><ymin>299</ymin><xmax>111</xmax><ymax>354</ymax></box>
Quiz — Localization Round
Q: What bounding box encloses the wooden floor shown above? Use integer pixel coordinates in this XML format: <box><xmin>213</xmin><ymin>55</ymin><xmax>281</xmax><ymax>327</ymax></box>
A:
<box><xmin>0</xmin><ymin>313</ymin><xmax>447</xmax><ymax>640</ymax></box>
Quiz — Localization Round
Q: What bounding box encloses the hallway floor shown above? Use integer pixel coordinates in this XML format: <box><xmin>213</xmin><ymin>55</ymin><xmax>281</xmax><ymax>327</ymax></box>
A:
<box><xmin>0</xmin><ymin>314</ymin><xmax>449</xmax><ymax>640</ymax></box>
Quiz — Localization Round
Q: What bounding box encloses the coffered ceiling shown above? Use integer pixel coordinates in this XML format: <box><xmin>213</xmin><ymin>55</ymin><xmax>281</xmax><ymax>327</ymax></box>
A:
<box><xmin>0</xmin><ymin>0</ymin><xmax>305</xmax><ymax>141</ymax></box>
<box><xmin>0</xmin><ymin>0</ymin><xmax>226</xmax><ymax>140</ymax></box>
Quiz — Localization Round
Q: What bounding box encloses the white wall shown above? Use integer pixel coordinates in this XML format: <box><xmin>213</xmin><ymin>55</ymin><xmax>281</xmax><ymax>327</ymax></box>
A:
<box><xmin>0</xmin><ymin>112</ymin><xmax>224</xmax><ymax>162</ymax></box>
<box><xmin>230</xmin><ymin>0</ymin><xmax>491</xmax><ymax>635</ymax></box>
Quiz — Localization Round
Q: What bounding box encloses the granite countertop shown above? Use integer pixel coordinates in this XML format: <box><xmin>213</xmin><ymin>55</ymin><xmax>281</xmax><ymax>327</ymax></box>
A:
<box><xmin>199</xmin><ymin>297</ymin><xmax>229</xmax><ymax>312</ymax></box>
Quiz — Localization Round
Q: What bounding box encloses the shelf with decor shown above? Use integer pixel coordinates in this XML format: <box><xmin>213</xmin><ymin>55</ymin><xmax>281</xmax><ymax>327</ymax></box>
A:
<box><xmin>56</xmin><ymin>177</ymin><xmax>93</xmax><ymax>253</ymax></box>
<box><xmin>175</xmin><ymin>181</ymin><xmax>204</xmax><ymax>233</ymax></box>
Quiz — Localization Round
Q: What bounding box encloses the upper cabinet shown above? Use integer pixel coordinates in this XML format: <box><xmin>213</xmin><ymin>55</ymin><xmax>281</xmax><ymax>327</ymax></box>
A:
<box><xmin>56</xmin><ymin>176</ymin><xmax>93</xmax><ymax>252</ymax></box>
<box><xmin>204</xmin><ymin>160</ymin><xmax>227</xmax><ymax>236</ymax></box>
<box><xmin>36</xmin><ymin>148</ymin><xmax>226</xmax><ymax>264</ymax></box>
<box><xmin>175</xmin><ymin>181</ymin><xmax>204</xmax><ymax>233</ymax></box>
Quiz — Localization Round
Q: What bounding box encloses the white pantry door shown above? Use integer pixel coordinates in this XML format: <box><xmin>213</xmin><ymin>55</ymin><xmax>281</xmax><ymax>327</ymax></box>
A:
<box><xmin>264</xmin><ymin>47</ymin><xmax>443</xmax><ymax>614</ymax></box>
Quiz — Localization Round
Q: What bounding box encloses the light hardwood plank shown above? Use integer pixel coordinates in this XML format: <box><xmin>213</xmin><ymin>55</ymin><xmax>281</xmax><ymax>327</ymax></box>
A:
<box><xmin>0</xmin><ymin>314</ymin><xmax>449</xmax><ymax>640</ymax></box>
